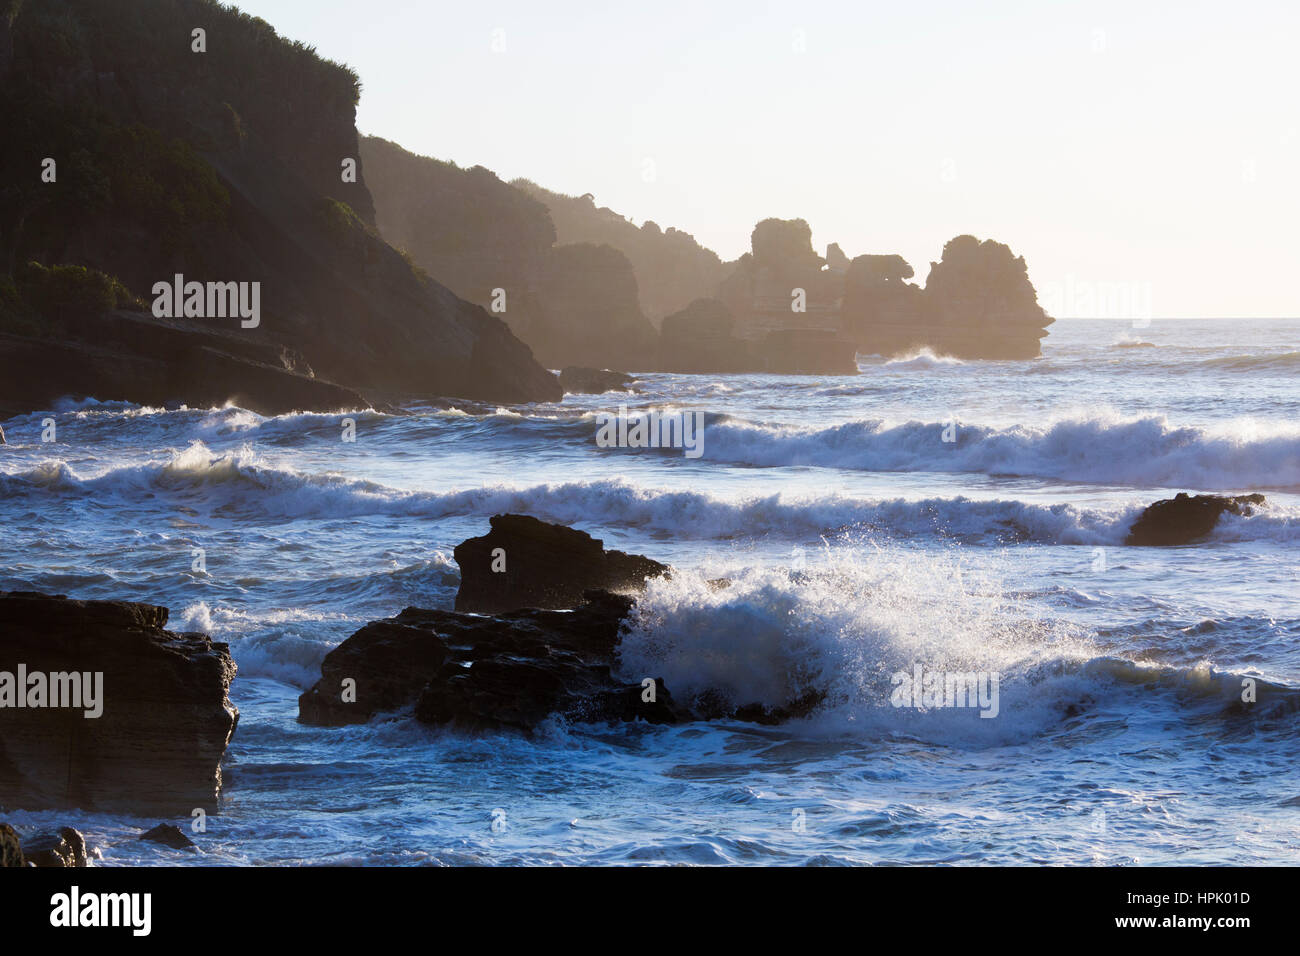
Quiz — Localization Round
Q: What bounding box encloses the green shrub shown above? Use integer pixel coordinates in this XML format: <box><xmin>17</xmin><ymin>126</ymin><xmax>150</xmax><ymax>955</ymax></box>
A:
<box><xmin>17</xmin><ymin>261</ymin><xmax>138</xmax><ymax>321</ymax></box>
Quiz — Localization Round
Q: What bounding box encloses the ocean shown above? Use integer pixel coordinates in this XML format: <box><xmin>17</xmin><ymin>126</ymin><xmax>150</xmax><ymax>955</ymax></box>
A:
<box><xmin>1</xmin><ymin>317</ymin><xmax>1297</xmax><ymax>865</ymax></box>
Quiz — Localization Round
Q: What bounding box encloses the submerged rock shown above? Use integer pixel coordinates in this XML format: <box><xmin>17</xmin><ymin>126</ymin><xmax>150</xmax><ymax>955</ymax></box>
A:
<box><xmin>1125</xmin><ymin>493</ymin><xmax>1267</xmax><ymax>545</ymax></box>
<box><xmin>558</xmin><ymin>366</ymin><xmax>637</xmax><ymax>394</ymax></box>
<box><xmin>22</xmin><ymin>827</ymin><xmax>89</xmax><ymax>867</ymax></box>
<box><xmin>299</xmin><ymin>591</ymin><xmax>686</xmax><ymax>730</ymax></box>
<box><xmin>0</xmin><ymin>592</ymin><xmax>239</xmax><ymax>812</ymax></box>
<box><xmin>453</xmin><ymin>513</ymin><xmax>668</xmax><ymax>614</ymax></box>
<box><xmin>138</xmin><ymin>823</ymin><xmax>197</xmax><ymax>850</ymax></box>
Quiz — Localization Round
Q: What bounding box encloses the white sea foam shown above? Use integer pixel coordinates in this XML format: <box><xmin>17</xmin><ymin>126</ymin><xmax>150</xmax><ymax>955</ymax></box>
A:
<box><xmin>5</xmin><ymin>445</ymin><xmax>1297</xmax><ymax>543</ymax></box>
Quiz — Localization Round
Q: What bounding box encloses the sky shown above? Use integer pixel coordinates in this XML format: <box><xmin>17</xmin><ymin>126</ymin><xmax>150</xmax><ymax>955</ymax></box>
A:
<box><xmin>234</xmin><ymin>0</ymin><xmax>1299</xmax><ymax>319</ymax></box>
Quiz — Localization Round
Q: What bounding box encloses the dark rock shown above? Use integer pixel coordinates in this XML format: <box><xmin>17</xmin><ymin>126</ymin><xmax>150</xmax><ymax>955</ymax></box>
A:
<box><xmin>300</xmin><ymin>590</ymin><xmax>687</xmax><ymax>731</ymax></box>
<box><xmin>0</xmin><ymin>317</ymin><xmax>368</xmax><ymax>419</ymax></box>
<box><xmin>301</xmin><ymin>520</ymin><xmax>838</xmax><ymax>731</ymax></box>
<box><xmin>0</xmin><ymin>592</ymin><xmax>238</xmax><ymax>812</ymax></box>
<box><xmin>558</xmin><ymin>367</ymin><xmax>637</xmax><ymax>395</ymax></box>
<box><xmin>453</xmin><ymin>514</ymin><xmax>669</xmax><ymax>614</ymax></box>
<box><xmin>1126</xmin><ymin>493</ymin><xmax>1267</xmax><ymax>546</ymax></box>
<box><xmin>23</xmin><ymin>827</ymin><xmax>88</xmax><ymax>867</ymax></box>
<box><xmin>297</xmin><ymin>617</ymin><xmax>450</xmax><ymax>726</ymax></box>
<box><xmin>138</xmin><ymin>823</ymin><xmax>196</xmax><ymax>850</ymax></box>
<box><xmin>0</xmin><ymin>822</ymin><xmax>23</xmax><ymax>867</ymax></box>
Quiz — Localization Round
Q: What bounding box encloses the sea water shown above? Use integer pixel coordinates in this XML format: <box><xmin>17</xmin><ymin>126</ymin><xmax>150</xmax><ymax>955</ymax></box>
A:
<box><xmin>1</xmin><ymin>318</ymin><xmax>1297</xmax><ymax>865</ymax></box>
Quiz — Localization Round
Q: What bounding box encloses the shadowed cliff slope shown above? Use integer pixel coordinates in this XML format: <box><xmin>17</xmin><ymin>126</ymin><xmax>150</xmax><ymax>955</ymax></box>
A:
<box><xmin>0</xmin><ymin>0</ymin><xmax>560</xmax><ymax>409</ymax></box>
<box><xmin>361</xmin><ymin>135</ymin><xmax>658</xmax><ymax>370</ymax></box>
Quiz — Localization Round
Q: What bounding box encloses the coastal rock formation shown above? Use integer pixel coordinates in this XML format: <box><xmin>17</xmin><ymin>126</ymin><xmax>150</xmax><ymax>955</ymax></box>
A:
<box><xmin>558</xmin><ymin>367</ymin><xmax>637</xmax><ymax>394</ymax></box>
<box><xmin>0</xmin><ymin>311</ymin><xmax>366</xmax><ymax>420</ymax></box>
<box><xmin>299</xmin><ymin>591</ymin><xmax>686</xmax><ymax>730</ymax></box>
<box><xmin>0</xmin><ymin>823</ymin><xmax>23</xmax><ymax>867</ymax></box>
<box><xmin>836</xmin><ymin>236</ymin><xmax>1054</xmax><ymax>360</ymax></box>
<box><xmin>717</xmin><ymin>219</ymin><xmax>840</xmax><ymax>338</ymax></box>
<box><xmin>1125</xmin><ymin>493</ymin><xmax>1267</xmax><ymax>546</ymax></box>
<box><xmin>138</xmin><ymin>823</ymin><xmax>197</xmax><ymax>850</ymax></box>
<box><xmin>0</xmin><ymin>0</ymin><xmax>560</xmax><ymax>412</ymax></box>
<box><xmin>454</xmin><ymin>514</ymin><xmax>668</xmax><ymax>615</ymax></box>
<box><xmin>300</xmin><ymin>518</ymin><xmax>835</xmax><ymax>732</ymax></box>
<box><xmin>528</xmin><ymin>243</ymin><xmax>660</xmax><ymax>370</ymax></box>
<box><xmin>840</xmin><ymin>253</ymin><xmax>926</xmax><ymax>356</ymax></box>
<box><xmin>512</xmin><ymin>181</ymin><xmax>730</xmax><ymax>323</ymax></box>
<box><xmin>361</xmin><ymin>139</ymin><xmax>661</xmax><ymax>373</ymax></box>
<box><xmin>919</xmin><ymin>236</ymin><xmax>1053</xmax><ymax>359</ymax></box>
<box><xmin>362</xmin><ymin>129</ymin><xmax>1055</xmax><ymax>372</ymax></box>
<box><xmin>0</xmin><ymin>592</ymin><xmax>238</xmax><ymax>812</ymax></box>
<box><xmin>657</xmin><ymin>298</ymin><xmax>750</xmax><ymax>373</ymax></box>
<box><xmin>298</xmin><ymin>613</ymin><xmax>452</xmax><ymax>726</ymax></box>
<box><xmin>21</xmin><ymin>827</ymin><xmax>90</xmax><ymax>868</ymax></box>
<box><xmin>709</xmin><ymin>219</ymin><xmax>860</xmax><ymax>374</ymax></box>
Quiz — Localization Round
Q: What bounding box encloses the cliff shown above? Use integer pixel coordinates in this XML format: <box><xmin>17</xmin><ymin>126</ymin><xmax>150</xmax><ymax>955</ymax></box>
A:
<box><xmin>361</xmin><ymin>136</ymin><xmax>658</xmax><ymax>370</ymax></box>
<box><xmin>0</xmin><ymin>0</ymin><xmax>560</xmax><ymax>411</ymax></box>
<box><xmin>512</xmin><ymin>180</ymin><xmax>730</xmax><ymax>324</ymax></box>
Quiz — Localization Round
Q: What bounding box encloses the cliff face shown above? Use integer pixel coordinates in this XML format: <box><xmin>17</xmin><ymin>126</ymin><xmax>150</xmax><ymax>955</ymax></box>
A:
<box><xmin>512</xmin><ymin>180</ymin><xmax>730</xmax><ymax>324</ymax></box>
<box><xmin>528</xmin><ymin>243</ymin><xmax>658</xmax><ymax>369</ymax></box>
<box><xmin>360</xmin><ymin>136</ymin><xmax>555</xmax><ymax>310</ymax></box>
<box><xmin>361</xmin><ymin>136</ymin><xmax>658</xmax><ymax>371</ymax></box>
<box><xmin>717</xmin><ymin>218</ymin><xmax>844</xmax><ymax>340</ymax></box>
<box><xmin>0</xmin><ymin>0</ymin><xmax>560</xmax><ymax>407</ymax></box>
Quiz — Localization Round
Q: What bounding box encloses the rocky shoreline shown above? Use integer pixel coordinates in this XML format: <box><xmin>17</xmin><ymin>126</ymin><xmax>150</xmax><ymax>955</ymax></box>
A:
<box><xmin>0</xmin><ymin>492</ymin><xmax>1269</xmax><ymax>862</ymax></box>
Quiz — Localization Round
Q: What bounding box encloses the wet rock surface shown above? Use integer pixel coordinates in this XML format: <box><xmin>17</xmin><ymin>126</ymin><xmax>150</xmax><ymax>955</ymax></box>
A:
<box><xmin>0</xmin><ymin>591</ymin><xmax>239</xmax><ymax>813</ymax></box>
<box><xmin>1126</xmin><ymin>493</ymin><xmax>1267</xmax><ymax>545</ymax></box>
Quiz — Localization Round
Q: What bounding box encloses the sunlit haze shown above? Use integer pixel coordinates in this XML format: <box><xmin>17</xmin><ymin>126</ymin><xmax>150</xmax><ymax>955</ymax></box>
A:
<box><xmin>235</xmin><ymin>0</ymin><xmax>1299</xmax><ymax>319</ymax></box>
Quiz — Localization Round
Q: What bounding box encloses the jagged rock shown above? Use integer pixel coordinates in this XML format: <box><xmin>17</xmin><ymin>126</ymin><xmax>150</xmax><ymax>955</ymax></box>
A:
<box><xmin>558</xmin><ymin>367</ymin><xmax>636</xmax><ymax>395</ymax></box>
<box><xmin>0</xmin><ymin>823</ymin><xmax>23</xmax><ymax>867</ymax></box>
<box><xmin>825</xmin><ymin>242</ymin><xmax>851</xmax><ymax>274</ymax></box>
<box><xmin>842</xmin><ymin>238</ymin><xmax>1053</xmax><ymax>359</ymax></box>
<box><xmin>299</xmin><ymin>591</ymin><xmax>686</xmax><ymax>731</ymax></box>
<box><xmin>138</xmin><ymin>823</ymin><xmax>196</xmax><ymax>850</ymax></box>
<box><xmin>453</xmin><ymin>514</ymin><xmax>668</xmax><ymax>614</ymax></box>
<box><xmin>22</xmin><ymin>827</ymin><xmax>89</xmax><ymax>867</ymax></box>
<box><xmin>749</xmin><ymin>218</ymin><xmax>825</xmax><ymax>273</ymax></box>
<box><xmin>297</xmin><ymin>616</ymin><xmax>451</xmax><ymax>726</ymax></box>
<box><xmin>0</xmin><ymin>592</ymin><xmax>238</xmax><ymax>812</ymax></box>
<box><xmin>919</xmin><ymin>235</ymin><xmax>1053</xmax><ymax>359</ymax></box>
<box><xmin>413</xmin><ymin>592</ymin><xmax>685</xmax><ymax>730</ymax></box>
<box><xmin>1126</xmin><ymin>493</ymin><xmax>1267</xmax><ymax>546</ymax></box>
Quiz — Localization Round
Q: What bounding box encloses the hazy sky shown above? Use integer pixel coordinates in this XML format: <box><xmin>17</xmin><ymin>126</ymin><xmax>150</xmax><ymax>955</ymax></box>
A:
<box><xmin>236</xmin><ymin>0</ymin><xmax>1298</xmax><ymax>318</ymax></box>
